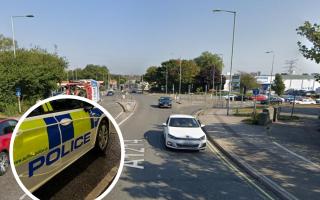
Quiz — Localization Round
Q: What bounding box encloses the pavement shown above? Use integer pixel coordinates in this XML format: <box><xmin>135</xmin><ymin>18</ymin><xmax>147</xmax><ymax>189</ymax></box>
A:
<box><xmin>198</xmin><ymin>108</ymin><xmax>320</xmax><ymax>200</ymax></box>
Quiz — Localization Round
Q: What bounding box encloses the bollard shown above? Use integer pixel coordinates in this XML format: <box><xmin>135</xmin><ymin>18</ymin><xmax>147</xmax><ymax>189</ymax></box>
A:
<box><xmin>273</xmin><ymin>107</ymin><xmax>278</xmax><ymax>122</ymax></box>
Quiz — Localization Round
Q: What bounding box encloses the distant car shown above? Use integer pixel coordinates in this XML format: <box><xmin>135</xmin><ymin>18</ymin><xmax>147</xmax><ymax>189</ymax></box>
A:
<box><xmin>250</xmin><ymin>95</ymin><xmax>268</xmax><ymax>101</ymax></box>
<box><xmin>234</xmin><ymin>95</ymin><xmax>249</xmax><ymax>101</ymax></box>
<box><xmin>163</xmin><ymin>114</ymin><xmax>206</xmax><ymax>150</ymax></box>
<box><xmin>260</xmin><ymin>97</ymin><xmax>283</xmax><ymax>105</ymax></box>
<box><xmin>0</xmin><ymin>119</ymin><xmax>18</xmax><ymax>175</ymax></box>
<box><xmin>106</xmin><ymin>91</ymin><xmax>114</xmax><ymax>96</ymax></box>
<box><xmin>284</xmin><ymin>95</ymin><xmax>295</xmax><ymax>102</ymax></box>
<box><xmin>158</xmin><ymin>97</ymin><xmax>172</xmax><ymax>108</ymax></box>
<box><xmin>291</xmin><ymin>98</ymin><xmax>316</xmax><ymax>104</ymax></box>
<box><xmin>223</xmin><ymin>94</ymin><xmax>237</xmax><ymax>101</ymax></box>
<box><xmin>316</xmin><ymin>99</ymin><xmax>320</xmax><ymax>104</ymax></box>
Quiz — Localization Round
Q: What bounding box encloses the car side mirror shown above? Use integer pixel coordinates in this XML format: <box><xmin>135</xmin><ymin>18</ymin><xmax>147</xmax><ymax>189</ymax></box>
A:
<box><xmin>162</xmin><ymin>123</ymin><xmax>167</xmax><ymax>126</ymax></box>
<box><xmin>201</xmin><ymin>124</ymin><xmax>205</xmax><ymax>128</ymax></box>
<box><xmin>84</xmin><ymin>105</ymin><xmax>93</xmax><ymax>112</ymax></box>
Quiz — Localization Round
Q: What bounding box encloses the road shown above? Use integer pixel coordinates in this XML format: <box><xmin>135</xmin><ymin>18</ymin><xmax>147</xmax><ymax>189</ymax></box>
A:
<box><xmin>0</xmin><ymin>99</ymin><xmax>123</xmax><ymax>200</ymax></box>
<box><xmin>106</xmin><ymin>94</ymin><xmax>275</xmax><ymax>200</ymax></box>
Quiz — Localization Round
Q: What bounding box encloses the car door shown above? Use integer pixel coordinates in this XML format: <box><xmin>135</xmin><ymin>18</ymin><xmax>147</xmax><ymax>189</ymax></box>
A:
<box><xmin>50</xmin><ymin>99</ymin><xmax>94</xmax><ymax>169</ymax></box>
<box><xmin>0</xmin><ymin>120</ymin><xmax>17</xmax><ymax>151</ymax></box>
<box><xmin>13</xmin><ymin>103</ymin><xmax>62</xmax><ymax>192</ymax></box>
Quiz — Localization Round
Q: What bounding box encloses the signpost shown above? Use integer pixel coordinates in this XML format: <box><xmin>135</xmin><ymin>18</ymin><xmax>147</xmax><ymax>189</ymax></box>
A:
<box><xmin>16</xmin><ymin>87</ymin><xmax>21</xmax><ymax>113</ymax></box>
<box><xmin>252</xmin><ymin>88</ymin><xmax>259</xmax><ymax>118</ymax></box>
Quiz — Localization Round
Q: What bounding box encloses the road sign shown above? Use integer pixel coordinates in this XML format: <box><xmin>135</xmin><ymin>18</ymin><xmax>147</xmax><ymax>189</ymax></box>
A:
<box><xmin>253</xmin><ymin>88</ymin><xmax>259</xmax><ymax>96</ymax></box>
<box><xmin>16</xmin><ymin>87</ymin><xmax>21</xmax><ymax>97</ymax></box>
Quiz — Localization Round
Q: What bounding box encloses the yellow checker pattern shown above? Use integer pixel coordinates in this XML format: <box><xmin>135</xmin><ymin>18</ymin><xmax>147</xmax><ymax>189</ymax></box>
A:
<box><xmin>13</xmin><ymin>118</ymin><xmax>49</xmax><ymax>166</ymax></box>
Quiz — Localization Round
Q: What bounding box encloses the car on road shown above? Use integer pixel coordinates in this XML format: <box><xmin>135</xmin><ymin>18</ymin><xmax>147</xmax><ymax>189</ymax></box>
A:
<box><xmin>260</xmin><ymin>97</ymin><xmax>284</xmax><ymax>104</ymax></box>
<box><xmin>250</xmin><ymin>94</ymin><xmax>268</xmax><ymax>101</ymax></box>
<box><xmin>290</xmin><ymin>98</ymin><xmax>316</xmax><ymax>104</ymax></box>
<box><xmin>316</xmin><ymin>99</ymin><xmax>320</xmax><ymax>104</ymax></box>
<box><xmin>13</xmin><ymin>98</ymin><xmax>111</xmax><ymax>192</ymax></box>
<box><xmin>106</xmin><ymin>90</ymin><xmax>114</xmax><ymax>96</ymax></box>
<box><xmin>0</xmin><ymin>119</ymin><xmax>18</xmax><ymax>175</ymax></box>
<box><xmin>234</xmin><ymin>95</ymin><xmax>249</xmax><ymax>101</ymax></box>
<box><xmin>223</xmin><ymin>94</ymin><xmax>237</xmax><ymax>101</ymax></box>
<box><xmin>163</xmin><ymin>114</ymin><xmax>206</xmax><ymax>150</ymax></box>
<box><xmin>158</xmin><ymin>96</ymin><xmax>172</xmax><ymax>108</ymax></box>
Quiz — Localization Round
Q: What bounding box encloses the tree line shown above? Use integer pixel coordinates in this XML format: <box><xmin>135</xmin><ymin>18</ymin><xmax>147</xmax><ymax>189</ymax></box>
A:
<box><xmin>143</xmin><ymin>51</ymin><xmax>226</xmax><ymax>93</ymax></box>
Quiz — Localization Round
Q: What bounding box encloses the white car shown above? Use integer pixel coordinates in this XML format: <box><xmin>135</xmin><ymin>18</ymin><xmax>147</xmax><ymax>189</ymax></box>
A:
<box><xmin>163</xmin><ymin>114</ymin><xmax>207</xmax><ymax>150</ymax></box>
<box><xmin>291</xmin><ymin>98</ymin><xmax>316</xmax><ymax>104</ymax></box>
<box><xmin>223</xmin><ymin>94</ymin><xmax>237</xmax><ymax>100</ymax></box>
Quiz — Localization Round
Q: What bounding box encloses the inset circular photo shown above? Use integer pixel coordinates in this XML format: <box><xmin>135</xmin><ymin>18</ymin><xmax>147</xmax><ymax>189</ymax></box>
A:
<box><xmin>9</xmin><ymin>95</ymin><xmax>124</xmax><ymax>200</ymax></box>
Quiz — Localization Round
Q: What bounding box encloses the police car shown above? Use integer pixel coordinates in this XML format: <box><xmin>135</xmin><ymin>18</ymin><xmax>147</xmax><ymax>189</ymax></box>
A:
<box><xmin>12</xmin><ymin>99</ymin><xmax>110</xmax><ymax>192</ymax></box>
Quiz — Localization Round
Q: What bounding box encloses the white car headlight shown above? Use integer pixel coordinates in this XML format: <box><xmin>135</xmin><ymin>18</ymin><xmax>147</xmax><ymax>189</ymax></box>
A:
<box><xmin>200</xmin><ymin>135</ymin><xmax>206</xmax><ymax>140</ymax></box>
<box><xmin>168</xmin><ymin>133</ymin><xmax>178</xmax><ymax>140</ymax></box>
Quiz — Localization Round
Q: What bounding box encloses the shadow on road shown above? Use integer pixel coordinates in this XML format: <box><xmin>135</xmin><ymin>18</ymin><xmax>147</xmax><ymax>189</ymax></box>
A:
<box><xmin>120</xmin><ymin>127</ymin><xmax>265</xmax><ymax>200</ymax></box>
<box><xmin>33</xmin><ymin>133</ymin><xmax>121</xmax><ymax>200</ymax></box>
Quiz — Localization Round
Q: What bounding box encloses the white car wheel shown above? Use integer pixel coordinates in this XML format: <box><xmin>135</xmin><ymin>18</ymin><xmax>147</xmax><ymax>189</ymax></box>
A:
<box><xmin>96</xmin><ymin>118</ymin><xmax>110</xmax><ymax>153</ymax></box>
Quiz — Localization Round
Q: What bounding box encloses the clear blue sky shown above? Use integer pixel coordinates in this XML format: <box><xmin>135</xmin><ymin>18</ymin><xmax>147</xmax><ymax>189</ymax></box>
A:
<box><xmin>0</xmin><ymin>0</ymin><xmax>319</xmax><ymax>75</ymax></box>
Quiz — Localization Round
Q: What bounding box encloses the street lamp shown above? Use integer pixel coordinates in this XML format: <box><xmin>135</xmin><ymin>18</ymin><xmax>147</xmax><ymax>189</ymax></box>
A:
<box><xmin>213</xmin><ymin>9</ymin><xmax>236</xmax><ymax>116</ymax></box>
<box><xmin>179</xmin><ymin>57</ymin><xmax>182</xmax><ymax>97</ymax></box>
<box><xmin>217</xmin><ymin>54</ymin><xmax>224</xmax><ymax>100</ymax></box>
<box><xmin>11</xmin><ymin>15</ymin><xmax>34</xmax><ymax>58</ymax></box>
<box><xmin>266</xmin><ymin>51</ymin><xmax>275</xmax><ymax>105</ymax></box>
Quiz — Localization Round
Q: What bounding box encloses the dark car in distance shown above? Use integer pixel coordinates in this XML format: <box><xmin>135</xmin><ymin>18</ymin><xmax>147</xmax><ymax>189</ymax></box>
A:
<box><xmin>106</xmin><ymin>90</ymin><xmax>114</xmax><ymax>96</ymax></box>
<box><xmin>234</xmin><ymin>95</ymin><xmax>249</xmax><ymax>101</ymax></box>
<box><xmin>158</xmin><ymin>97</ymin><xmax>172</xmax><ymax>108</ymax></box>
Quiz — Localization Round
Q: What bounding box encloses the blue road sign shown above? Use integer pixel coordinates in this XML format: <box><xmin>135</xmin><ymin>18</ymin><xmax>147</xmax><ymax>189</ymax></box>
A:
<box><xmin>253</xmin><ymin>88</ymin><xmax>260</xmax><ymax>96</ymax></box>
<box><xmin>16</xmin><ymin>87</ymin><xmax>21</xmax><ymax>97</ymax></box>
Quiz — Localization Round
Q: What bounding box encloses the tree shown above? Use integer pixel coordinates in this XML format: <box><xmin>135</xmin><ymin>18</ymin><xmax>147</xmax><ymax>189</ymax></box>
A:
<box><xmin>239</xmin><ymin>73</ymin><xmax>259</xmax><ymax>95</ymax></box>
<box><xmin>144</xmin><ymin>66</ymin><xmax>158</xmax><ymax>83</ymax></box>
<box><xmin>296</xmin><ymin>21</ymin><xmax>320</xmax><ymax>64</ymax></box>
<box><xmin>76</xmin><ymin>64</ymin><xmax>109</xmax><ymax>81</ymax></box>
<box><xmin>0</xmin><ymin>34</ymin><xmax>16</xmax><ymax>51</ymax></box>
<box><xmin>0</xmin><ymin>47</ymin><xmax>68</xmax><ymax>111</ymax></box>
<box><xmin>272</xmin><ymin>74</ymin><xmax>285</xmax><ymax>96</ymax></box>
<box><xmin>194</xmin><ymin>51</ymin><xmax>224</xmax><ymax>91</ymax></box>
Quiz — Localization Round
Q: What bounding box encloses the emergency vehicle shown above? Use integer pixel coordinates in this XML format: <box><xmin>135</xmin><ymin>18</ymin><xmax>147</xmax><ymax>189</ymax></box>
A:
<box><xmin>12</xmin><ymin>98</ymin><xmax>110</xmax><ymax>192</ymax></box>
<box><xmin>57</xmin><ymin>79</ymin><xmax>101</xmax><ymax>102</ymax></box>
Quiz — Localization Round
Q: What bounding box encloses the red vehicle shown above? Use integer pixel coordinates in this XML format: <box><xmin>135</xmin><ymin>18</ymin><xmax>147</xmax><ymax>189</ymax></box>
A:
<box><xmin>0</xmin><ymin>119</ymin><xmax>17</xmax><ymax>175</ymax></box>
<box><xmin>250</xmin><ymin>95</ymin><xmax>268</xmax><ymax>101</ymax></box>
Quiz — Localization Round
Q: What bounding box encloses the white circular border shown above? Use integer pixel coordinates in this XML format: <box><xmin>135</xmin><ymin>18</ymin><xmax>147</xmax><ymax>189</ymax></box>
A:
<box><xmin>9</xmin><ymin>95</ymin><xmax>125</xmax><ymax>200</ymax></box>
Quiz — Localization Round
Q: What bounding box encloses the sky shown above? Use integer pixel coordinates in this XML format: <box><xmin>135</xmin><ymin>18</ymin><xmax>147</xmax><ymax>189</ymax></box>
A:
<box><xmin>0</xmin><ymin>0</ymin><xmax>319</xmax><ymax>75</ymax></box>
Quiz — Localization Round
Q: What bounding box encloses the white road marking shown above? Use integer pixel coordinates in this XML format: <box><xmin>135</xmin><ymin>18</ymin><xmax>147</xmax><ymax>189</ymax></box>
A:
<box><xmin>207</xmin><ymin>141</ymin><xmax>275</xmax><ymax>200</ymax></box>
<box><xmin>124</xmin><ymin>140</ymin><xmax>144</xmax><ymax>169</ymax></box>
<box><xmin>19</xmin><ymin>193</ymin><xmax>27</xmax><ymax>200</ymax></box>
<box><xmin>273</xmin><ymin>141</ymin><xmax>320</xmax><ymax>169</ymax></box>
<box><xmin>118</xmin><ymin>101</ymin><xmax>137</xmax><ymax>126</ymax></box>
<box><xmin>114</xmin><ymin>111</ymin><xmax>123</xmax><ymax>120</ymax></box>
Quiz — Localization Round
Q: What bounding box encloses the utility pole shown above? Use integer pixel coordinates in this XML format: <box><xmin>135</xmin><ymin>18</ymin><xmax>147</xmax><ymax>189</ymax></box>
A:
<box><xmin>166</xmin><ymin>66</ymin><xmax>168</xmax><ymax>94</ymax></box>
<box><xmin>179</xmin><ymin>58</ymin><xmax>182</xmax><ymax>97</ymax></box>
<box><xmin>212</xmin><ymin>66</ymin><xmax>215</xmax><ymax>95</ymax></box>
<box><xmin>212</xmin><ymin>10</ymin><xmax>237</xmax><ymax>116</ymax></box>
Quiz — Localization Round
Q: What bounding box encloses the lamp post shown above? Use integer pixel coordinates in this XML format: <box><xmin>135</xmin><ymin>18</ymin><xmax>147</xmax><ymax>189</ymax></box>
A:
<box><xmin>11</xmin><ymin>15</ymin><xmax>34</xmax><ymax>58</ymax></box>
<box><xmin>165</xmin><ymin>66</ymin><xmax>168</xmax><ymax>94</ymax></box>
<box><xmin>179</xmin><ymin>57</ymin><xmax>182</xmax><ymax>97</ymax></box>
<box><xmin>213</xmin><ymin>9</ymin><xmax>236</xmax><ymax>116</ymax></box>
<box><xmin>266</xmin><ymin>51</ymin><xmax>275</xmax><ymax>105</ymax></box>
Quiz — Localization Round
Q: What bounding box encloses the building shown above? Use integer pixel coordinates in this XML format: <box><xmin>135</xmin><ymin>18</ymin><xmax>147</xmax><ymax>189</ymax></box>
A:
<box><xmin>224</xmin><ymin>73</ymin><xmax>320</xmax><ymax>93</ymax></box>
